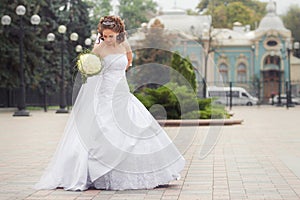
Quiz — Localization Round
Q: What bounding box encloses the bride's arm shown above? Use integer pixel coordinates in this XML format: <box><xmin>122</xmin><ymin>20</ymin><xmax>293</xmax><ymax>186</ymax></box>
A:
<box><xmin>126</xmin><ymin>51</ymin><xmax>133</xmax><ymax>71</ymax></box>
<box><xmin>123</xmin><ymin>40</ymin><xmax>132</xmax><ymax>70</ymax></box>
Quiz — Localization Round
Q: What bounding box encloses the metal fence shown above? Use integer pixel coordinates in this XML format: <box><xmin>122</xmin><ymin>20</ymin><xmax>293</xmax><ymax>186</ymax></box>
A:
<box><xmin>1</xmin><ymin>80</ymin><xmax>300</xmax><ymax>109</ymax></box>
<box><xmin>0</xmin><ymin>87</ymin><xmax>73</xmax><ymax>109</ymax></box>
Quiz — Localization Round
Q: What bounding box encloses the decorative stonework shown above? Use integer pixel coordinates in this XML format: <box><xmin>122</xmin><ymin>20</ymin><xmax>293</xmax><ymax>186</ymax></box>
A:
<box><xmin>263</xmin><ymin>36</ymin><xmax>281</xmax><ymax>50</ymax></box>
<box><xmin>217</xmin><ymin>54</ymin><xmax>230</xmax><ymax>67</ymax></box>
<box><xmin>236</xmin><ymin>54</ymin><xmax>249</xmax><ymax>66</ymax></box>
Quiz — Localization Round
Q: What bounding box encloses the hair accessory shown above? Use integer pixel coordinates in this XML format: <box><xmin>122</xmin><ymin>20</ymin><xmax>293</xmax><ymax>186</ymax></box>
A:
<box><xmin>102</xmin><ymin>21</ymin><xmax>115</xmax><ymax>26</ymax></box>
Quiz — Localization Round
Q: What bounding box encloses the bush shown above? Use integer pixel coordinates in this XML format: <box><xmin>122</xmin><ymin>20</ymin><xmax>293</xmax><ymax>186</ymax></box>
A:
<box><xmin>134</xmin><ymin>83</ymin><xmax>229</xmax><ymax>119</ymax></box>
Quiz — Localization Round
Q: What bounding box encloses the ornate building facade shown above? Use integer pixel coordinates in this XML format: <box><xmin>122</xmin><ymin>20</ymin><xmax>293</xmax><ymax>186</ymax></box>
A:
<box><xmin>132</xmin><ymin>0</ymin><xmax>300</xmax><ymax>102</ymax></box>
<box><xmin>208</xmin><ymin>0</ymin><xmax>300</xmax><ymax>102</ymax></box>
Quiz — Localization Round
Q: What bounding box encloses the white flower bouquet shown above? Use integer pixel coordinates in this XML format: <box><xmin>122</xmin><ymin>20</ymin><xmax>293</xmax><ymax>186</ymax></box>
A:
<box><xmin>76</xmin><ymin>51</ymin><xmax>102</xmax><ymax>83</ymax></box>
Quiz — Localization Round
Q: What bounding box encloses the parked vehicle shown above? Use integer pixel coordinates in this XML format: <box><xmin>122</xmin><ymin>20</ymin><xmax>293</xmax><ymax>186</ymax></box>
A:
<box><xmin>269</xmin><ymin>94</ymin><xmax>300</xmax><ymax>105</ymax></box>
<box><xmin>207</xmin><ymin>86</ymin><xmax>259</xmax><ymax>106</ymax></box>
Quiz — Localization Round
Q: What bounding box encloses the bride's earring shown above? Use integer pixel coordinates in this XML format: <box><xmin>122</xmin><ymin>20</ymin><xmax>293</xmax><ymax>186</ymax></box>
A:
<box><xmin>116</xmin><ymin>35</ymin><xmax>119</xmax><ymax>41</ymax></box>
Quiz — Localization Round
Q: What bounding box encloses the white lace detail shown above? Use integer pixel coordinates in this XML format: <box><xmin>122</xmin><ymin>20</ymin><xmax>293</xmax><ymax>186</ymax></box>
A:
<box><xmin>92</xmin><ymin>163</ymin><xmax>183</xmax><ymax>190</ymax></box>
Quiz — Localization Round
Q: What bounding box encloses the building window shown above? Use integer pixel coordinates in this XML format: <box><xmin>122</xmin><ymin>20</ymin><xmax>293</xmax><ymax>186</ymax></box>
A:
<box><xmin>237</xmin><ymin>63</ymin><xmax>247</xmax><ymax>83</ymax></box>
<box><xmin>267</xmin><ymin>40</ymin><xmax>278</xmax><ymax>47</ymax></box>
<box><xmin>219</xmin><ymin>63</ymin><xmax>228</xmax><ymax>83</ymax></box>
<box><xmin>264</xmin><ymin>55</ymin><xmax>280</xmax><ymax>65</ymax></box>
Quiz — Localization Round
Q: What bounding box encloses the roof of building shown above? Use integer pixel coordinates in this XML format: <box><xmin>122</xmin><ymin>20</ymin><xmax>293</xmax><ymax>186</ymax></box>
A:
<box><xmin>148</xmin><ymin>9</ymin><xmax>211</xmax><ymax>38</ymax></box>
<box><xmin>212</xmin><ymin>28</ymin><xmax>253</xmax><ymax>46</ymax></box>
<box><xmin>212</xmin><ymin>0</ymin><xmax>291</xmax><ymax>45</ymax></box>
<box><xmin>256</xmin><ymin>0</ymin><xmax>289</xmax><ymax>32</ymax></box>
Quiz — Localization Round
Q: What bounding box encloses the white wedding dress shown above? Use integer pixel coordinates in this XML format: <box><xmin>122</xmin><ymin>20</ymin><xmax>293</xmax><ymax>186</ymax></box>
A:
<box><xmin>34</xmin><ymin>53</ymin><xmax>185</xmax><ymax>191</ymax></box>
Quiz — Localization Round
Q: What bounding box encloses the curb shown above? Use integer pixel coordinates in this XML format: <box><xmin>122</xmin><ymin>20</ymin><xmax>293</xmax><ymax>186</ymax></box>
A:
<box><xmin>157</xmin><ymin>119</ymin><xmax>243</xmax><ymax>126</ymax></box>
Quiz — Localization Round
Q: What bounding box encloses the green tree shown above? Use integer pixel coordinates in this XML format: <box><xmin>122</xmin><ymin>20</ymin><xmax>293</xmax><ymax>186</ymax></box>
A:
<box><xmin>84</xmin><ymin>0</ymin><xmax>112</xmax><ymax>26</ymax></box>
<box><xmin>197</xmin><ymin>0</ymin><xmax>266</xmax><ymax>29</ymax></box>
<box><xmin>170</xmin><ymin>52</ymin><xmax>196</xmax><ymax>91</ymax></box>
<box><xmin>197</xmin><ymin>0</ymin><xmax>210</xmax><ymax>12</ymax></box>
<box><xmin>135</xmin><ymin>19</ymin><xmax>174</xmax><ymax>65</ymax></box>
<box><xmin>0</xmin><ymin>0</ymin><xmax>48</xmax><ymax>89</ymax></box>
<box><xmin>135</xmin><ymin>83</ymin><xmax>229</xmax><ymax>119</ymax></box>
<box><xmin>186</xmin><ymin>9</ymin><xmax>199</xmax><ymax>16</ymax></box>
<box><xmin>282</xmin><ymin>5</ymin><xmax>300</xmax><ymax>58</ymax></box>
<box><xmin>60</xmin><ymin>0</ymin><xmax>92</xmax><ymax>104</ymax></box>
<box><xmin>0</xmin><ymin>0</ymin><xmax>92</xmax><ymax>99</ymax></box>
<box><xmin>118</xmin><ymin>0</ymin><xmax>157</xmax><ymax>30</ymax></box>
<box><xmin>129</xmin><ymin>19</ymin><xmax>174</xmax><ymax>89</ymax></box>
<box><xmin>282</xmin><ymin>5</ymin><xmax>300</xmax><ymax>42</ymax></box>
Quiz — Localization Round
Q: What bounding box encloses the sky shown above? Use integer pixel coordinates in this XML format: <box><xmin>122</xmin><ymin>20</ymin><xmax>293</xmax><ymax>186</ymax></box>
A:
<box><xmin>154</xmin><ymin>0</ymin><xmax>300</xmax><ymax>15</ymax></box>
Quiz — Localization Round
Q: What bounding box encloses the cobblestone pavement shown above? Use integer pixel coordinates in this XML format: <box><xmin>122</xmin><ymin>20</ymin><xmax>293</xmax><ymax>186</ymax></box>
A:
<box><xmin>0</xmin><ymin>106</ymin><xmax>300</xmax><ymax>200</ymax></box>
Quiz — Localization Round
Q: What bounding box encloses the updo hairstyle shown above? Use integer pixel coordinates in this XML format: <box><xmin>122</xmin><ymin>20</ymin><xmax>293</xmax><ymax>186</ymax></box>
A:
<box><xmin>97</xmin><ymin>15</ymin><xmax>125</xmax><ymax>43</ymax></box>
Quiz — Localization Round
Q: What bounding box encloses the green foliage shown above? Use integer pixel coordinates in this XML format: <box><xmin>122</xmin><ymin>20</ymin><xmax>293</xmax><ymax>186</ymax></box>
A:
<box><xmin>135</xmin><ymin>19</ymin><xmax>174</xmax><ymax>65</ymax></box>
<box><xmin>197</xmin><ymin>0</ymin><xmax>210</xmax><ymax>12</ymax></box>
<box><xmin>0</xmin><ymin>0</ymin><xmax>92</xmax><ymax>96</ymax></box>
<box><xmin>84</xmin><ymin>0</ymin><xmax>112</xmax><ymax>26</ymax></box>
<box><xmin>131</xmin><ymin>19</ymin><xmax>176</xmax><ymax>90</ymax></box>
<box><xmin>182</xmin><ymin>98</ymin><xmax>229</xmax><ymax>119</ymax></box>
<box><xmin>198</xmin><ymin>98</ymin><xmax>212</xmax><ymax>110</ymax></box>
<box><xmin>171</xmin><ymin>52</ymin><xmax>197</xmax><ymax>91</ymax></box>
<box><xmin>0</xmin><ymin>0</ymin><xmax>42</xmax><ymax>89</ymax></box>
<box><xmin>181</xmin><ymin>109</ymin><xmax>228</xmax><ymax>119</ymax></box>
<box><xmin>134</xmin><ymin>82</ymin><xmax>229</xmax><ymax>119</ymax></box>
<box><xmin>197</xmin><ymin>0</ymin><xmax>266</xmax><ymax>29</ymax></box>
<box><xmin>186</xmin><ymin>9</ymin><xmax>200</xmax><ymax>16</ymax></box>
<box><xmin>282</xmin><ymin>5</ymin><xmax>300</xmax><ymax>42</ymax></box>
<box><xmin>226</xmin><ymin>2</ymin><xmax>250</xmax><ymax>22</ymax></box>
<box><xmin>118</xmin><ymin>0</ymin><xmax>157</xmax><ymax>30</ymax></box>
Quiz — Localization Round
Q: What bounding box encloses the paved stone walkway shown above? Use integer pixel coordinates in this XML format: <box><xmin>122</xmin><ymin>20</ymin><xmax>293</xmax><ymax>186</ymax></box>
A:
<box><xmin>0</xmin><ymin>106</ymin><xmax>300</xmax><ymax>200</ymax></box>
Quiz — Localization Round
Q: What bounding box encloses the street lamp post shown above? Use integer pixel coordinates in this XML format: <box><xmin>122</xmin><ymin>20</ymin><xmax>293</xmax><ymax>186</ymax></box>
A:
<box><xmin>75</xmin><ymin>45</ymin><xmax>83</xmax><ymax>53</ymax></box>
<box><xmin>1</xmin><ymin>5</ymin><xmax>40</xmax><ymax>116</ymax></box>
<box><xmin>279</xmin><ymin>40</ymin><xmax>300</xmax><ymax>108</ymax></box>
<box><xmin>15</xmin><ymin>5</ymin><xmax>27</xmax><ymax>116</ymax></box>
<box><xmin>286</xmin><ymin>41</ymin><xmax>300</xmax><ymax>108</ymax></box>
<box><xmin>49</xmin><ymin>26</ymin><xmax>79</xmax><ymax>113</ymax></box>
<box><xmin>251</xmin><ymin>44</ymin><xmax>260</xmax><ymax>102</ymax></box>
<box><xmin>40</xmin><ymin>33</ymin><xmax>56</xmax><ymax>112</ymax></box>
<box><xmin>74</xmin><ymin>38</ymin><xmax>91</xmax><ymax>53</ymax></box>
<box><xmin>286</xmin><ymin>43</ymin><xmax>292</xmax><ymax>108</ymax></box>
<box><xmin>274</xmin><ymin>49</ymin><xmax>282</xmax><ymax>107</ymax></box>
<box><xmin>203</xmin><ymin>53</ymin><xmax>208</xmax><ymax>98</ymax></box>
<box><xmin>56</xmin><ymin>25</ymin><xmax>68</xmax><ymax>113</ymax></box>
<box><xmin>84</xmin><ymin>38</ymin><xmax>92</xmax><ymax>47</ymax></box>
<box><xmin>251</xmin><ymin>45</ymin><xmax>255</xmax><ymax>76</ymax></box>
<box><xmin>201</xmin><ymin>24</ymin><xmax>213</xmax><ymax>98</ymax></box>
<box><xmin>67</xmin><ymin>32</ymin><xmax>79</xmax><ymax>110</ymax></box>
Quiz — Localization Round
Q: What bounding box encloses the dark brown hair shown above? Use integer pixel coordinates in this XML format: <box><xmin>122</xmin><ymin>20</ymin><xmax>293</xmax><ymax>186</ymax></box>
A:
<box><xmin>97</xmin><ymin>15</ymin><xmax>125</xmax><ymax>43</ymax></box>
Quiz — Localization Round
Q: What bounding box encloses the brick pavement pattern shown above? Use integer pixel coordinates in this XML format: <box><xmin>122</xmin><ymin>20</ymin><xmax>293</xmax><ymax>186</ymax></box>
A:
<box><xmin>0</xmin><ymin>106</ymin><xmax>300</xmax><ymax>200</ymax></box>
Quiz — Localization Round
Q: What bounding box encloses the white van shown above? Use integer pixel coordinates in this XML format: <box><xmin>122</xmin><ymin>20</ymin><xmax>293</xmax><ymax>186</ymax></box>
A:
<box><xmin>207</xmin><ymin>86</ymin><xmax>259</xmax><ymax>106</ymax></box>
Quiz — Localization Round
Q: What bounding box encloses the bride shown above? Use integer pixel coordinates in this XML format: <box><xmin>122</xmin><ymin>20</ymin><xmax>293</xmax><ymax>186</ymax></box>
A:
<box><xmin>35</xmin><ymin>15</ymin><xmax>185</xmax><ymax>191</ymax></box>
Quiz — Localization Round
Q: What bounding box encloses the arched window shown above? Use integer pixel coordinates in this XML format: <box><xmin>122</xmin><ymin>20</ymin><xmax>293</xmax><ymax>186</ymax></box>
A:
<box><xmin>237</xmin><ymin>63</ymin><xmax>247</xmax><ymax>83</ymax></box>
<box><xmin>219</xmin><ymin>63</ymin><xmax>228</xmax><ymax>83</ymax></box>
<box><xmin>264</xmin><ymin>55</ymin><xmax>280</xmax><ymax>65</ymax></box>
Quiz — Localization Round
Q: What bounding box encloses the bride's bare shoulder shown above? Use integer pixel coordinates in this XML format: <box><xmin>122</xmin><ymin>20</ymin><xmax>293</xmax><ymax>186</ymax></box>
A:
<box><xmin>120</xmin><ymin>40</ymin><xmax>131</xmax><ymax>52</ymax></box>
